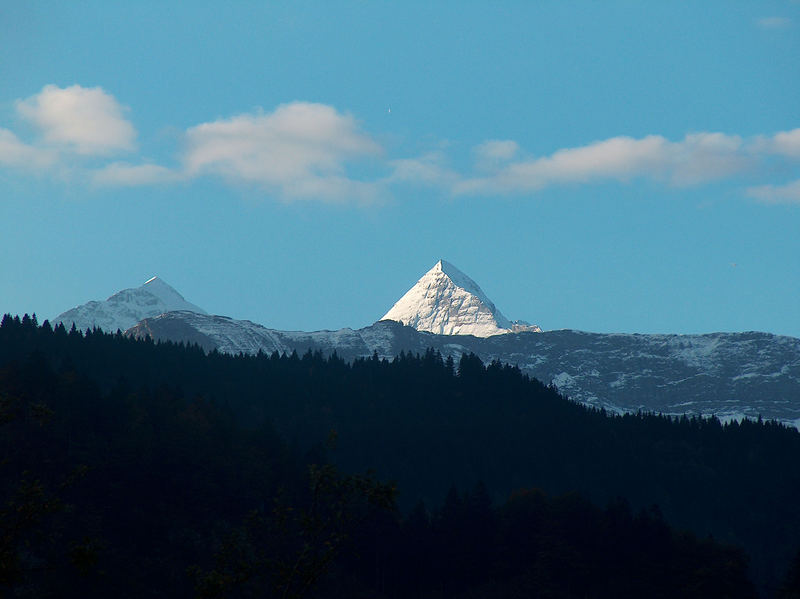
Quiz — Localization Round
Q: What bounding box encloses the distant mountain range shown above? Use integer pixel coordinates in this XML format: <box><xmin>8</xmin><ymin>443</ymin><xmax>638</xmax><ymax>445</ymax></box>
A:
<box><xmin>52</xmin><ymin>261</ymin><xmax>800</xmax><ymax>426</ymax></box>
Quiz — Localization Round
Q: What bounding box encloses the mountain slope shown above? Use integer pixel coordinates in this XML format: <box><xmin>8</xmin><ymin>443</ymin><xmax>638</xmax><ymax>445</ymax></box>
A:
<box><xmin>51</xmin><ymin>268</ymin><xmax>800</xmax><ymax>426</ymax></box>
<box><xmin>53</xmin><ymin>276</ymin><xmax>206</xmax><ymax>333</ymax></box>
<box><xmin>380</xmin><ymin>260</ymin><xmax>540</xmax><ymax>337</ymax></box>
<box><xmin>127</xmin><ymin>313</ymin><xmax>800</xmax><ymax>426</ymax></box>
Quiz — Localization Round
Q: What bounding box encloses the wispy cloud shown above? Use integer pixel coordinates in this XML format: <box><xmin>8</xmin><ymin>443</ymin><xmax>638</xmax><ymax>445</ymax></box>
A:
<box><xmin>747</xmin><ymin>180</ymin><xmax>800</xmax><ymax>204</ymax></box>
<box><xmin>182</xmin><ymin>102</ymin><xmax>382</xmax><ymax>201</ymax></box>
<box><xmin>473</xmin><ymin>140</ymin><xmax>519</xmax><ymax>165</ymax></box>
<box><xmin>0</xmin><ymin>128</ymin><xmax>57</xmax><ymax>169</ymax></box>
<box><xmin>92</xmin><ymin>162</ymin><xmax>181</xmax><ymax>186</ymax></box>
<box><xmin>756</xmin><ymin>16</ymin><xmax>792</xmax><ymax>29</ymax></box>
<box><xmin>388</xmin><ymin>151</ymin><xmax>461</xmax><ymax>188</ymax></box>
<box><xmin>16</xmin><ymin>84</ymin><xmax>136</xmax><ymax>155</ymax></box>
<box><xmin>455</xmin><ymin>135</ymin><xmax>665</xmax><ymax>194</ymax></box>
<box><xmin>394</xmin><ymin>130</ymin><xmax>797</xmax><ymax>199</ymax></box>
<box><xmin>426</xmin><ymin>132</ymin><xmax>750</xmax><ymax>195</ymax></box>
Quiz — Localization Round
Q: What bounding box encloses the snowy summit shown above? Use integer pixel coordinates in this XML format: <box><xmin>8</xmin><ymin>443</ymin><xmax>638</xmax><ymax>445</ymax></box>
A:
<box><xmin>380</xmin><ymin>259</ymin><xmax>541</xmax><ymax>337</ymax></box>
<box><xmin>52</xmin><ymin>276</ymin><xmax>207</xmax><ymax>333</ymax></box>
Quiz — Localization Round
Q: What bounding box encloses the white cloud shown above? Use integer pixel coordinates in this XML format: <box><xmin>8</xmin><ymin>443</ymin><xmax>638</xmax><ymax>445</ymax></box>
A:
<box><xmin>757</xmin><ymin>16</ymin><xmax>792</xmax><ymax>29</ymax></box>
<box><xmin>511</xmin><ymin>135</ymin><xmax>669</xmax><ymax>183</ymax></box>
<box><xmin>16</xmin><ymin>84</ymin><xmax>136</xmax><ymax>155</ymax></box>
<box><xmin>474</xmin><ymin>140</ymin><xmax>519</xmax><ymax>163</ymax></box>
<box><xmin>747</xmin><ymin>180</ymin><xmax>800</xmax><ymax>204</ymax></box>
<box><xmin>92</xmin><ymin>162</ymin><xmax>180</xmax><ymax>186</ymax></box>
<box><xmin>2</xmin><ymin>84</ymin><xmax>798</xmax><ymax>206</ymax></box>
<box><xmin>388</xmin><ymin>151</ymin><xmax>460</xmax><ymax>187</ymax></box>
<box><xmin>183</xmin><ymin>102</ymin><xmax>381</xmax><ymax>201</ymax></box>
<box><xmin>448</xmin><ymin>132</ymin><xmax>749</xmax><ymax>195</ymax></box>
<box><xmin>670</xmin><ymin>132</ymin><xmax>748</xmax><ymax>185</ymax></box>
<box><xmin>757</xmin><ymin>128</ymin><xmax>800</xmax><ymax>159</ymax></box>
<box><xmin>0</xmin><ymin>128</ymin><xmax>57</xmax><ymax>169</ymax></box>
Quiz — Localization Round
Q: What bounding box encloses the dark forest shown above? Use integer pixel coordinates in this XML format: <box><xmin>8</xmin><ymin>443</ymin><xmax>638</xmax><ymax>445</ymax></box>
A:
<box><xmin>1</xmin><ymin>314</ymin><xmax>799</xmax><ymax>598</ymax></box>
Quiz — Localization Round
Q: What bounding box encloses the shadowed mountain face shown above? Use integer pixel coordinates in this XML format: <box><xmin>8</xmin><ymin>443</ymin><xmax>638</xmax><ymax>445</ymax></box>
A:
<box><xmin>128</xmin><ymin>312</ymin><xmax>800</xmax><ymax>425</ymax></box>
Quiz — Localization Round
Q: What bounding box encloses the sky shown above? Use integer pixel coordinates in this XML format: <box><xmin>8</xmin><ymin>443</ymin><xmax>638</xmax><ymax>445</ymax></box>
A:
<box><xmin>1</xmin><ymin>1</ymin><xmax>799</xmax><ymax>337</ymax></box>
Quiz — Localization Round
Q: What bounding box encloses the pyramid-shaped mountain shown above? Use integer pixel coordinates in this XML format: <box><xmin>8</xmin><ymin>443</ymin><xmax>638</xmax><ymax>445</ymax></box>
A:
<box><xmin>53</xmin><ymin>276</ymin><xmax>206</xmax><ymax>333</ymax></box>
<box><xmin>380</xmin><ymin>259</ymin><xmax>540</xmax><ymax>337</ymax></box>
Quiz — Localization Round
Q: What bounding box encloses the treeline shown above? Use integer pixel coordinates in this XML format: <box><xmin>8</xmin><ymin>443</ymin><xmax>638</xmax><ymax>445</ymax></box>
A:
<box><xmin>0</xmin><ymin>314</ymin><xmax>798</xmax><ymax>596</ymax></box>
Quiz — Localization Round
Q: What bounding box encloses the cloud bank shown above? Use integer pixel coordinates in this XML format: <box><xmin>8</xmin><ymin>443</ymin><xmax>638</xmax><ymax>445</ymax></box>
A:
<box><xmin>452</xmin><ymin>132</ymin><xmax>751</xmax><ymax>195</ymax></box>
<box><xmin>1</xmin><ymin>83</ymin><xmax>798</xmax><ymax>205</ymax></box>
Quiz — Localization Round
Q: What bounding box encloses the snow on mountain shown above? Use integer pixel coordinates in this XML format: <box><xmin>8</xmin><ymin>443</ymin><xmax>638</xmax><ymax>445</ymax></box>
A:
<box><xmin>127</xmin><ymin>311</ymin><xmax>800</xmax><ymax>426</ymax></box>
<box><xmin>380</xmin><ymin>259</ymin><xmax>541</xmax><ymax>337</ymax></box>
<box><xmin>127</xmin><ymin>311</ymin><xmax>389</xmax><ymax>358</ymax></box>
<box><xmin>52</xmin><ymin>276</ymin><xmax>206</xmax><ymax>333</ymax></box>
<box><xmin>54</xmin><ymin>264</ymin><xmax>800</xmax><ymax>426</ymax></box>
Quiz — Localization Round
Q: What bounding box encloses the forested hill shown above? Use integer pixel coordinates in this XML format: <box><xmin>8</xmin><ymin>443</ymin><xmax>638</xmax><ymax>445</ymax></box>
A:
<box><xmin>1</xmin><ymin>314</ymin><xmax>799</xmax><ymax>597</ymax></box>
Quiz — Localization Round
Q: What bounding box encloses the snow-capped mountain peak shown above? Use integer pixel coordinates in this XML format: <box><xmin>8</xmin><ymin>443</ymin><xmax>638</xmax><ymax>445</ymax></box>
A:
<box><xmin>380</xmin><ymin>259</ymin><xmax>540</xmax><ymax>337</ymax></box>
<box><xmin>53</xmin><ymin>276</ymin><xmax>206</xmax><ymax>333</ymax></box>
<box><xmin>140</xmin><ymin>276</ymin><xmax>199</xmax><ymax>309</ymax></box>
<box><xmin>435</xmin><ymin>259</ymin><xmax>499</xmax><ymax>313</ymax></box>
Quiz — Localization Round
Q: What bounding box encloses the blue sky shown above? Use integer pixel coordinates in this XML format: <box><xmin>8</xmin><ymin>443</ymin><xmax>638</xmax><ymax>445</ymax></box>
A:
<box><xmin>2</xmin><ymin>1</ymin><xmax>799</xmax><ymax>336</ymax></box>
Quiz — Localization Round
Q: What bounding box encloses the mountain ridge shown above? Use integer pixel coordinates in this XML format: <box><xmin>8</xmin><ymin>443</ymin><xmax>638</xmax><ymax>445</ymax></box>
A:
<box><xmin>127</xmin><ymin>312</ymin><xmax>800</xmax><ymax>427</ymax></box>
<box><xmin>50</xmin><ymin>265</ymin><xmax>800</xmax><ymax>427</ymax></box>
